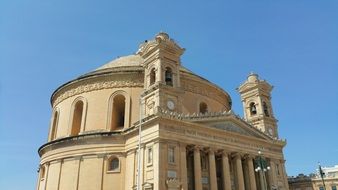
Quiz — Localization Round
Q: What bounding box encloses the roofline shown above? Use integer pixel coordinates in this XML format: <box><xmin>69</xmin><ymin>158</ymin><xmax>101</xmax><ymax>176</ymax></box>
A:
<box><xmin>180</xmin><ymin>68</ymin><xmax>232</xmax><ymax>106</ymax></box>
<box><xmin>50</xmin><ymin>66</ymin><xmax>232</xmax><ymax>108</ymax></box>
<box><xmin>50</xmin><ymin>67</ymin><xmax>143</xmax><ymax>106</ymax></box>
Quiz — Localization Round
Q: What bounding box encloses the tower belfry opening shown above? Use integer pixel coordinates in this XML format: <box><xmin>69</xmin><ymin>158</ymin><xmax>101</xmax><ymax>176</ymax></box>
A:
<box><xmin>250</xmin><ymin>102</ymin><xmax>257</xmax><ymax>115</ymax></box>
<box><xmin>150</xmin><ymin>68</ymin><xmax>156</xmax><ymax>85</ymax></box>
<box><xmin>165</xmin><ymin>67</ymin><xmax>173</xmax><ymax>86</ymax></box>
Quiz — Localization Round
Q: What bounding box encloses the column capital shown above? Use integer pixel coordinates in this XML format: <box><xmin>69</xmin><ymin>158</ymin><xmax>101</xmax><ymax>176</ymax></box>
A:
<box><xmin>243</xmin><ymin>154</ymin><xmax>256</xmax><ymax>160</ymax></box>
<box><xmin>205</xmin><ymin>147</ymin><xmax>216</xmax><ymax>154</ymax></box>
<box><xmin>179</xmin><ymin>142</ymin><xmax>187</xmax><ymax>147</ymax></box>
<box><xmin>219</xmin><ymin>150</ymin><xmax>232</xmax><ymax>157</ymax></box>
<box><xmin>232</xmin><ymin>152</ymin><xmax>244</xmax><ymax>159</ymax></box>
<box><xmin>268</xmin><ymin>158</ymin><xmax>278</xmax><ymax>163</ymax></box>
<box><xmin>193</xmin><ymin>145</ymin><xmax>203</xmax><ymax>190</ymax></box>
<box><xmin>193</xmin><ymin>145</ymin><xmax>203</xmax><ymax>151</ymax></box>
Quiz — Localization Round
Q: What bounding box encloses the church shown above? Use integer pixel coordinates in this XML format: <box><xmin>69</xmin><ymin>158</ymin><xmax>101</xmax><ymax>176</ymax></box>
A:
<box><xmin>37</xmin><ymin>32</ymin><xmax>289</xmax><ymax>190</ymax></box>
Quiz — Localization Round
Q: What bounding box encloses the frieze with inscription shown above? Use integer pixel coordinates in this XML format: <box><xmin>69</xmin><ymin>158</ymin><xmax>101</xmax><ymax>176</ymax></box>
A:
<box><xmin>162</xmin><ymin>125</ymin><xmax>282</xmax><ymax>153</ymax></box>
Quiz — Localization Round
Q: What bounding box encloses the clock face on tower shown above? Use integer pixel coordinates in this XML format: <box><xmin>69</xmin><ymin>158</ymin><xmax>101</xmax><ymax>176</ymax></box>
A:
<box><xmin>167</xmin><ymin>100</ymin><xmax>175</xmax><ymax>110</ymax></box>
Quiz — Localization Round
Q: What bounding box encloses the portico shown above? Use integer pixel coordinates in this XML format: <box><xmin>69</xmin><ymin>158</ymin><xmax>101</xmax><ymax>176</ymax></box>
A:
<box><xmin>181</xmin><ymin>144</ymin><xmax>275</xmax><ymax>190</ymax></box>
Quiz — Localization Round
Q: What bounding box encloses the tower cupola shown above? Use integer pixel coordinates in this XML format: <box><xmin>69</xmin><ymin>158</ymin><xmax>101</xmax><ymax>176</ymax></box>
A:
<box><xmin>237</xmin><ymin>73</ymin><xmax>279</xmax><ymax>138</ymax></box>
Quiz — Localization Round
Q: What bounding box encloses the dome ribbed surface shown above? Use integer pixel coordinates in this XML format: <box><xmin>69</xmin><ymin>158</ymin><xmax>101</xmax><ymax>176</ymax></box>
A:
<box><xmin>95</xmin><ymin>54</ymin><xmax>143</xmax><ymax>71</ymax></box>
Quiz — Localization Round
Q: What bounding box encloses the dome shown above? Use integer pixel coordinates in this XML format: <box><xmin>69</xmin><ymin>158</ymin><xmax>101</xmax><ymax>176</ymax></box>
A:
<box><xmin>80</xmin><ymin>54</ymin><xmax>199</xmax><ymax>80</ymax></box>
<box><xmin>95</xmin><ymin>54</ymin><xmax>143</xmax><ymax>70</ymax></box>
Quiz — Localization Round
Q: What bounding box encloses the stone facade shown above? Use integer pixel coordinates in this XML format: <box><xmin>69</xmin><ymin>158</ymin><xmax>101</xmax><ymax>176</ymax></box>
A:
<box><xmin>37</xmin><ymin>32</ymin><xmax>289</xmax><ymax>190</ymax></box>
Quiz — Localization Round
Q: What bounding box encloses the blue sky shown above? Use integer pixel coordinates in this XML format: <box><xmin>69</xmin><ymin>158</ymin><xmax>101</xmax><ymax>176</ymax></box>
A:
<box><xmin>1</xmin><ymin>0</ymin><xmax>337</xmax><ymax>189</ymax></box>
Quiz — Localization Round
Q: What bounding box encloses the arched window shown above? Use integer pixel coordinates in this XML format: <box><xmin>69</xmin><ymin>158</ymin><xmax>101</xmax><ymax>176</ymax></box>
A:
<box><xmin>111</xmin><ymin>95</ymin><xmax>125</xmax><ymax>130</ymax></box>
<box><xmin>108</xmin><ymin>157</ymin><xmax>120</xmax><ymax>172</ymax></box>
<box><xmin>50</xmin><ymin>110</ymin><xmax>59</xmax><ymax>141</ymax></box>
<box><xmin>250</xmin><ymin>102</ymin><xmax>257</xmax><ymax>115</ymax></box>
<box><xmin>71</xmin><ymin>100</ymin><xmax>83</xmax><ymax>136</ymax></box>
<box><xmin>150</xmin><ymin>68</ymin><xmax>156</xmax><ymax>85</ymax></box>
<box><xmin>263</xmin><ymin>102</ymin><xmax>270</xmax><ymax>117</ymax></box>
<box><xmin>199</xmin><ymin>102</ymin><xmax>208</xmax><ymax>114</ymax></box>
<box><xmin>165</xmin><ymin>67</ymin><xmax>173</xmax><ymax>86</ymax></box>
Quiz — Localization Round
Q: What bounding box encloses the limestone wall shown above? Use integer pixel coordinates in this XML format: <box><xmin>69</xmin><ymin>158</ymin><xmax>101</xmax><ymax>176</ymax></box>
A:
<box><xmin>37</xmin><ymin>154</ymin><xmax>126</xmax><ymax>190</ymax></box>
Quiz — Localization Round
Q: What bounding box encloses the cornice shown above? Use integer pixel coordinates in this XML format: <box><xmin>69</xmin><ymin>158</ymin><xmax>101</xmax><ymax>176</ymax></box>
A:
<box><xmin>137</xmin><ymin>32</ymin><xmax>185</xmax><ymax>59</ymax></box>
<box><xmin>52</xmin><ymin>73</ymin><xmax>144</xmax><ymax>107</ymax></box>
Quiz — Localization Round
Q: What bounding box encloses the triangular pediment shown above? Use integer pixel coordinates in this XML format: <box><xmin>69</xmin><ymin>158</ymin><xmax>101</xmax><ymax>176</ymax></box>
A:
<box><xmin>192</xmin><ymin>116</ymin><xmax>271</xmax><ymax>140</ymax></box>
<box><xmin>211</xmin><ymin>121</ymin><xmax>260</xmax><ymax>137</ymax></box>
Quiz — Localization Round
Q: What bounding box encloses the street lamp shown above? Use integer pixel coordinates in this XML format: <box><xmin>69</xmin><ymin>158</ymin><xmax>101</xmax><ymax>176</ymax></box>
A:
<box><xmin>255</xmin><ymin>150</ymin><xmax>270</xmax><ymax>190</ymax></box>
<box><xmin>136</xmin><ymin>95</ymin><xmax>144</xmax><ymax>190</ymax></box>
<box><xmin>318</xmin><ymin>162</ymin><xmax>326</xmax><ymax>190</ymax></box>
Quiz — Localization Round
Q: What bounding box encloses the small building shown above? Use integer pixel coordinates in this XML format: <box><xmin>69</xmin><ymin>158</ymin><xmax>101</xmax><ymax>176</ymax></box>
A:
<box><xmin>288</xmin><ymin>165</ymin><xmax>338</xmax><ymax>190</ymax></box>
<box><xmin>288</xmin><ymin>174</ymin><xmax>313</xmax><ymax>190</ymax></box>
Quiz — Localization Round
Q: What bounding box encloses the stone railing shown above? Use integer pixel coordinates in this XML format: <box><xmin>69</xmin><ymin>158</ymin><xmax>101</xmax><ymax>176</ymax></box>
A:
<box><xmin>156</xmin><ymin>106</ymin><xmax>287</xmax><ymax>143</ymax></box>
<box><xmin>157</xmin><ymin>106</ymin><xmax>234</xmax><ymax>120</ymax></box>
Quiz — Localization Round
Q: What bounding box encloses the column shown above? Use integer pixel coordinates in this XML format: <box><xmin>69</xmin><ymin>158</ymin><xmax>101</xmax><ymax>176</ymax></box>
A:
<box><xmin>180</xmin><ymin>143</ymin><xmax>188</xmax><ymax>190</ymax></box>
<box><xmin>221</xmin><ymin>152</ymin><xmax>231</xmax><ymax>190</ymax></box>
<box><xmin>194</xmin><ymin>146</ymin><xmax>202</xmax><ymax>190</ymax></box>
<box><xmin>247</xmin><ymin>156</ymin><xmax>257</xmax><ymax>190</ymax></box>
<box><xmin>158</xmin><ymin>63</ymin><xmax>162</xmax><ymax>83</ymax></box>
<box><xmin>234</xmin><ymin>154</ymin><xmax>245</xmax><ymax>190</ymax></box>
<box><xmin>208</xmin><ymin>149</ymin><xmax>218</xmax><ymax>190</ymax></box>
<box><xmin>243</xmin><ymin>158</ymin><xmax>250</xmax><ymax>189</ymax></box>
<box><xmin>266</xmin><ymin>159</ymin><xmax>273</xmax><ymax>190</ymax></box>
<box><xmin>269</xmin><ymin>160</ymin><xmax>277</xmax><ymax>189</ymax></box>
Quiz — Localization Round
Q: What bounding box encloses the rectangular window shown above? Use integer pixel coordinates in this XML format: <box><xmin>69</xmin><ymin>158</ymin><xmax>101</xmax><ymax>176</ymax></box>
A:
<box><xmin>147</xmin><ymin>147</ymin><xmax>153</xmax><ymax>164</ymax></box>
<box><xmin>320</xmin><ymin>187</ymin><xmax>324</xmax><ymax>190</ymax></box>
<box><xmin>332</xmin><ymin>186</ymin><xmax>337</xmax><ymax>190</ymax></box>
<box><xmin>168</xmin><ymin>146</ymin><xmax>175</xmax><ymax>164</ymax></box>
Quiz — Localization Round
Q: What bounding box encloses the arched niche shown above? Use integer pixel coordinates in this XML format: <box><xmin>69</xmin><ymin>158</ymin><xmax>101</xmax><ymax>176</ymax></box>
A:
<box><xmin>107</xmin><ymin>90</ymin><xmax>131</xmax><ymax>131</ymax></box>
<box><xmin>48</xmin><ymin>107</ymin><xmax>60</xmax><ymax>141</ymax></box>
<box><xmin>68</xmin><ymin>97</ymin><xmax>88</xmax><ymax>136</ymax></box>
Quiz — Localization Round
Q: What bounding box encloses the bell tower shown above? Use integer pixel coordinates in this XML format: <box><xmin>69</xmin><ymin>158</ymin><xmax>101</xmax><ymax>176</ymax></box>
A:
<box><xmin>137</xmin><ymin>32</ymin><xmax>185</xmax><ymax>116</ymax></box>
<box><xmin>237</xmin><ymin>73</ymin><xmax>279</xmax><ymax>138</ymax></box>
